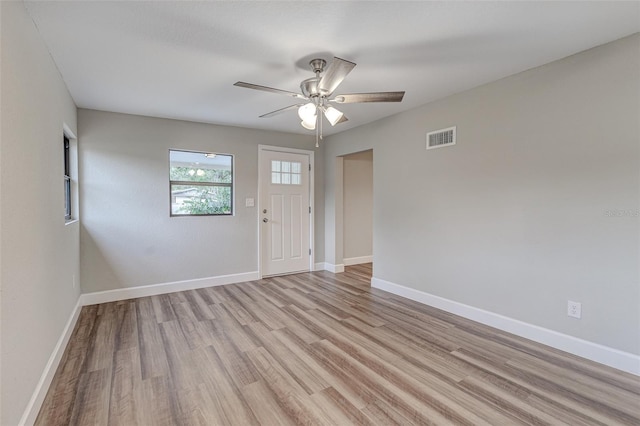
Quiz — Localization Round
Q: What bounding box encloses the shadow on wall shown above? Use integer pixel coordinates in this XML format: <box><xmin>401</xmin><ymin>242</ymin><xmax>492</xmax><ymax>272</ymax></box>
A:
<box><xmin>80</xmin><ymin>226</ymin><xmax>124</xmax><ymax>292</ymax></box>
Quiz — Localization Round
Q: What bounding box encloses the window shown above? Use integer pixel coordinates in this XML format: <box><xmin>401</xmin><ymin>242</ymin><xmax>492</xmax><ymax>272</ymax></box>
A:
<box><xmin>271</xmin><ymin>160</ymin><xmax>302</xmax><ymax>185</ymax></box>
<box><xmin>169</xmin><ymin>149</ymin><xmax>233</xmax><ymax>216</ymax></box>
<box><xmin>64</xmin><ymin>135</ymin><xmax>71</xmax><ymax>220</ymax></box>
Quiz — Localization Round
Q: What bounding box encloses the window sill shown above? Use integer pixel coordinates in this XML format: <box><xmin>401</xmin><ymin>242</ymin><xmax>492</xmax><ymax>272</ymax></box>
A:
<box><xmin>65</xmin><ymin>219</ymin><xmax>79</xmax><ymax>226</ymax></box>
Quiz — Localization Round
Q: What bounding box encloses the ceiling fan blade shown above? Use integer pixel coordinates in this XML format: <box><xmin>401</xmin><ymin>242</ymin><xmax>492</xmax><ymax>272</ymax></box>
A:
<box><xmin>259</xmin><ymin>104</ymin><xmax>303</xmax><ymax>118</ymax></box>
<box><xmin>336</xmin><ymin>114</ymin><xmax>349</xmax><ymax>124</ymax></box>
<box><xmin>332</xmin><ymin>92</ymin><xmax>405</xmax><ymax>103</ymax></box>
<box><xmin>318</xmin><ymin>57</ymin><xmax>356</xmax><ymax>95</ymax></box>
<box><xmin>234</xmin><ymin>81</ymin><xmax>307</xmax><ymax>100</ymax></box>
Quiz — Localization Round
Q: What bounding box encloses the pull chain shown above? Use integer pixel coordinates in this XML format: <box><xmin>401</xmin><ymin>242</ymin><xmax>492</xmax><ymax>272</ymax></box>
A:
<box><xmin>315</xmin><ymin>106</ymin><xmax>320</xmax><ymax>148</ymax></box>
<box><xmin>320</xmin><ymin>108</ymin><xmax>323</xmax><ymax>143</ymax></box>
<box><xmin>316</xmin><ymin>70</ymin><xmax>322</xmax><ymax>148</ymax></box>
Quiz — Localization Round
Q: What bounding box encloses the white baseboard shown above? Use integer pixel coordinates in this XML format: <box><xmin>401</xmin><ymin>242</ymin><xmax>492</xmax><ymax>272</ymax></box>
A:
<box><xmin>325</xmin><ymin>263</ymin><xmax>345</xmax><ymax>273</ymax></box>
<box><xmin>80</xmin><ymin>271</ymin><xmax>260</xmax><ymax>306</ymax></box>
<box><xmin>19</xmin><ymin>298</ymin><xmax>83</xmax><ymax>426</ymax></box>
<box><xmin>313</xmin><ymin>262</ymin><xmax>345</xmax><ymax>273</ymax></box>
<box><xmin>371</xmin><ymin>276</ymin><xmax>640</xmax><ymax>376</ymax></box>
<box><xmin>343</xmin><ymin>255</ymin><xmax>373</xmax><ymax>266</ymax></box>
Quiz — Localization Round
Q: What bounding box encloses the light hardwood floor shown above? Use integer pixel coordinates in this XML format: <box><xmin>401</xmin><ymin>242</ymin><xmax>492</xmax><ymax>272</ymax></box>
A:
<box><xmin>36</xmin><ymin>264</ymin><xmax>640</xmax><ymax>425</ymax></box>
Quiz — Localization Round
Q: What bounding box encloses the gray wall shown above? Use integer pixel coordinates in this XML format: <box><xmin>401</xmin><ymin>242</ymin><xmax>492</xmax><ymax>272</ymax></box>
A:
<box><xmin>324</xmin><ymin>34</ymin><xmax>639</xmax><ymax>355</ymax></box>
<box><xmin>343</xmin><ymin>150</ymin><xmax>373</xmax><ymax>260</ymax></box>
<box><xmin>78</xmin><ymin>109</ymin><xmax>324</xmax><ymax>293</ymax></box>
<box><xmin>0</xmin><ymin>2</ymin><xmax>80</xmax><ymax>424</ymax></box>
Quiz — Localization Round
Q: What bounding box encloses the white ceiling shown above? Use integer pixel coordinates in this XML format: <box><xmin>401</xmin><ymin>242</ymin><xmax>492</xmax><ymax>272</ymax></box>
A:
<box><xmin>24</xmin><ymin>1</ymin><xmax>640</xmax><ymax>137</ymax></box>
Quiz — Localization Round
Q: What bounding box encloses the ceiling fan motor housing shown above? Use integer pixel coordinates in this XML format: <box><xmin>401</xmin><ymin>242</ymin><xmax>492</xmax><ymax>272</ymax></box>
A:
<box><xmin>300</xmin><ymin>78</ymin><xmax>330</xmax><ymax>98</ymax></box>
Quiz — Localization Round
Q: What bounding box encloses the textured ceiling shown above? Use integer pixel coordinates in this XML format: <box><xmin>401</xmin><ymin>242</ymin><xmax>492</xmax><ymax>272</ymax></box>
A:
<box><xmin>24</xmin><ymin>1</ymin><xmax>640</xmax><ymax>136</ymax></box>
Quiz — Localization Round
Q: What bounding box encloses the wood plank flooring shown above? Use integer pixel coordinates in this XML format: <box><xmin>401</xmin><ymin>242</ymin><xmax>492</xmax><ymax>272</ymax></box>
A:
<box><xmin>36</xmin><ymin>264</ymin><xmax>640</xmax><ymax>425</ymax></box>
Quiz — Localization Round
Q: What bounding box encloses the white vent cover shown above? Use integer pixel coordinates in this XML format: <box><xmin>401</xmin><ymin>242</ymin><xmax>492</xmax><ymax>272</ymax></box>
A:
<box><xmin>426</xmin><ymin>126</ymin><xmax>456</xmax><ymax>150</ymax></box>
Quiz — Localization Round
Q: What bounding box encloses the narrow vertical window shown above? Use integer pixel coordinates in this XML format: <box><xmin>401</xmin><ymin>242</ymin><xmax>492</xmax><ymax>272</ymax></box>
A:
<box><xmin>64</xmin><ymin>135</ymin><xmax>71</xmax><ymax>220</ymax></box>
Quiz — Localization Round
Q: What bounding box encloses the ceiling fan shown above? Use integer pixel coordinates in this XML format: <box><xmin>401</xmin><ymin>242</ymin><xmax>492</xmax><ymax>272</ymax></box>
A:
<box><xmin>234</xmin><ymin>57</ymin><xmax>405</xmax><ymax>147</ymax></box>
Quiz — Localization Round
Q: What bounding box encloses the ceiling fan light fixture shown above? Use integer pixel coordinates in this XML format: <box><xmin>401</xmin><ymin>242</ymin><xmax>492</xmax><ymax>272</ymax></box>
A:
<box><xmin>323</xmin><ymin>106</ymin><xmax>344</xmax><ymax>126</ymax></box>
<box><xmin>297</xmin><ymin>102</ymin><xmax>316</xmax><ymax>120</ymax></box>
<box><xmin>301</xmin><ymin>116</ymin><xmax>316</xmax><ymax>130</ymax></box>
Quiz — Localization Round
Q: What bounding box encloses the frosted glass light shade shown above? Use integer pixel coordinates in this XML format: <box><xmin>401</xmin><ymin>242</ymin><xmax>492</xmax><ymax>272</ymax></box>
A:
<box><xmin>301</xmin><ymin>115</ymin><xmax>316</xmax><ymax>130</ymax></box>
<box><xmin>324</xmin><ymin>106</ymin><xmax>344</xmax><ymax>126</ymax></box>
<box><xmin>298</xmin><ymin>103</ymin><xmax>316</xmax><ymax>120</ymax></box>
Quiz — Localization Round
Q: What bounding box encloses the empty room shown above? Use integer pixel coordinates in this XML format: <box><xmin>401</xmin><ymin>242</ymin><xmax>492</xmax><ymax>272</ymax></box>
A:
<box><xmin>1</xmin><ymin>1</ymin><xmax>639</xmax><ymax>425</ymax></box>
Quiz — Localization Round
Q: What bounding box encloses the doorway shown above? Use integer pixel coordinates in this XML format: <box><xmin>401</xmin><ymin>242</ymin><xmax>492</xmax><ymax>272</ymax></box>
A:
<box><xmin>258</xmin><ymin>145</ymin><xmax>314</xmax><ymax>277</ymax></box>
<box><xmin>342</xmin><ymin>150</ymin><xmax>373</xmax><ymax>266</ymax></box>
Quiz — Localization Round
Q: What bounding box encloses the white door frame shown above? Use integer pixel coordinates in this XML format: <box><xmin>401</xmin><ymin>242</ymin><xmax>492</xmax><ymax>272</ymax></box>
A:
<box><xmin>258</xmin><ymin>144</ymin><xmax>315</xmax><ymax>278</ymax></box>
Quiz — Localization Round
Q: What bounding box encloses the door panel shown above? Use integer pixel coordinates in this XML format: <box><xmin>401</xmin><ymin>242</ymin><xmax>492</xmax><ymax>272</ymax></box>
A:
<box><xmin>270</xmin><ymin>193</ymin><xmax>284</xmax><ymax>260</ymax></box>
<box><xmin>260</xmin><ymin>150</ymin><xmax>311</xmax><ymax>276</ymax></box>
<box><xmin>290</xmin><ymin>194</ymin><xmax>302</xmax><ymax>259</ymax></box>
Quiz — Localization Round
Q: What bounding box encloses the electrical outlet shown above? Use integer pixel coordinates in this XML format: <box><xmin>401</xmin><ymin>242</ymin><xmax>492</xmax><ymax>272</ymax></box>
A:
<box><xmin>568</xmin><ymin>300</ymin><xmax>581</xmax><ymax>319</ymax></box>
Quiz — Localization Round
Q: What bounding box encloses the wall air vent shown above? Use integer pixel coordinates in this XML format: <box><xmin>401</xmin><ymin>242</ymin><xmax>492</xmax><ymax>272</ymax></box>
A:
<box><xmin>426</xmin><ymin>126</ymin><xmax>456</xmax><ymax>150</ymax></box>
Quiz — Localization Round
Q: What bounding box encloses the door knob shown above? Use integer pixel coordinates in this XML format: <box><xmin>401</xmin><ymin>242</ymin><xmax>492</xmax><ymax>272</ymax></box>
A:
<box><xmin>263</xmin><ymin>218</ymin><xmax>269</xmax><ymax>223</ymax></box>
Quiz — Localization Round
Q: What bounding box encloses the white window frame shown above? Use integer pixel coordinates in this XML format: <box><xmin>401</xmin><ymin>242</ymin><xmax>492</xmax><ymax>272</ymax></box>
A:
<box><xmin>169</xmin><ymin>149</ymin><xmax>234</xmax><ymax>217</ymax></box>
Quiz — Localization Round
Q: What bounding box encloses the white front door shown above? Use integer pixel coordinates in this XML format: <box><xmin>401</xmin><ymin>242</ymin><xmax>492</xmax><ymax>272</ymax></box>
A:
<box><xmin>259</xmin><ymin>149</ymin><xmax>311</xmax><ymax>276</ymax></box>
